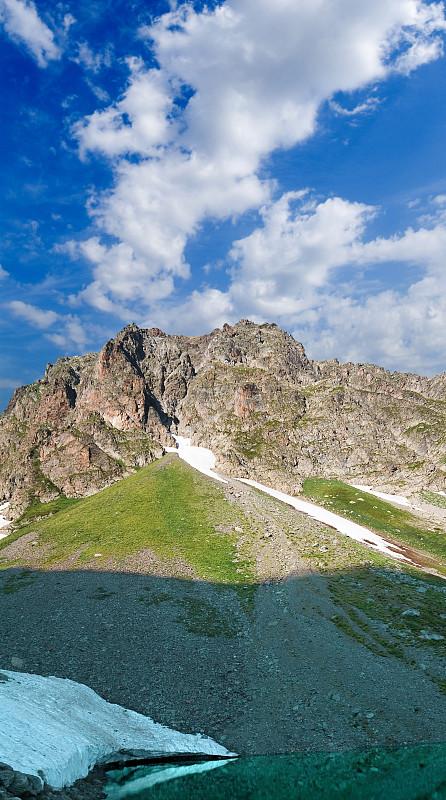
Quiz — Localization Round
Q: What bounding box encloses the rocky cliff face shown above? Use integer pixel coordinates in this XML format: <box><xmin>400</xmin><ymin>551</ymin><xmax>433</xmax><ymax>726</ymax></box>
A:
<box><xmin>1</xmin><ymin>319</ymin><xmax>446</xmax><ymax>514</ymax></box>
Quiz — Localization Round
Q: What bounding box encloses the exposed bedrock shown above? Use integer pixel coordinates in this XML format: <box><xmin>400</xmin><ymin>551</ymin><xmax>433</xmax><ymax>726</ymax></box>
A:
<box><xmin>1</xmin><ymin>319</ymin><xmax>446</xmax><ymax>514</ymax></box>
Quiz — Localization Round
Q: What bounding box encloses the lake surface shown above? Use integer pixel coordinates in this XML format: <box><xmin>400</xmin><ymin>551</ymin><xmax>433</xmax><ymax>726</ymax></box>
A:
<box><xmin>105</xmin><ymin>742</ymin><xmax>446</xmax><ymax>799</ymax></box>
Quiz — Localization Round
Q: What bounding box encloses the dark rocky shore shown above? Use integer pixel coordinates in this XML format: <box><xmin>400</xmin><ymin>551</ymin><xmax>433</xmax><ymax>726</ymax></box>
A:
<box><xmin>0</xmin><ymin>763</ymin><xmax>107</xmax><ymax>800</ymax></box>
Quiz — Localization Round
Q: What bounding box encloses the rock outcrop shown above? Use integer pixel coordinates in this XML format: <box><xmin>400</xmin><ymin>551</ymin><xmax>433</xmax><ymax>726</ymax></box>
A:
<box><xmin>1</xmin><ymin>319</ymin><xmax>446</xmax><ymax>514</ymax></box>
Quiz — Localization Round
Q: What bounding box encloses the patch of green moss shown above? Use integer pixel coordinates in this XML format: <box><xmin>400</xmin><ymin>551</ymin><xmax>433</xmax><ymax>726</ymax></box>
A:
<box><xmin>233</xmin><ymin>429</ymin><xmax>265</xmax><ymax>460</ymax></box>
<box><xmin>17</xmin><ymin>495</ymin><xmax>79</xmax><ymax>524</ymax></box>
<box><xmin>2</xmin><ymin>569</ymin><xmax>35</xmax><ymax>594</ymax></box>
<box><xmin>175</xmin><ymin>595</ymin><xmax>242</xmax><ymax>638</ymax></box>
<box><xmin>420</xmin><ymin>490</ymin><xmax>446</xmax><ymax>509</ymax></box>
<box><xmin>327</xmin><ymin>568</ymin><xmax>446</xmax><ymax>666</ymax></box>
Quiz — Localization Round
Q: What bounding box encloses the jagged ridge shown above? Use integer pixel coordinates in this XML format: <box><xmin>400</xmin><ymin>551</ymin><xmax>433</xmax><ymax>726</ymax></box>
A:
<box><xmin>1</xmin><ymin>319</ymin><xmax>446</xmax><ymax>514</ymax></box>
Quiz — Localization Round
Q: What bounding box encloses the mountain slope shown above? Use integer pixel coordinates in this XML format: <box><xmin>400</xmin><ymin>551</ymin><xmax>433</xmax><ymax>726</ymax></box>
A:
<box><xmin>1</xmin><ymin>458</ymin><xmax>446</xmax><ymax>756</ymax></box>
<box><xmin>1</xmin><ymin>319</ymin><xmax>446</xmax><ymax>515</ymax></box>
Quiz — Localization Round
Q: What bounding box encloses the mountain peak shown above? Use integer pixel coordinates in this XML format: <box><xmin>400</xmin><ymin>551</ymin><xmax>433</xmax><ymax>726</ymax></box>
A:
<box><xmin>1</xmin><ymin>320</ymin><xmax>445</xmax><ymax>514</ymax></box>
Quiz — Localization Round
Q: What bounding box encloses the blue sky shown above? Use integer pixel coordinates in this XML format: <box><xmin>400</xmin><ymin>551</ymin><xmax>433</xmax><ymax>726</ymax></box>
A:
<box><xmin>1</xmin><ymin>0</ymin><xmax>446</xmax><ymax>411</ymax></box>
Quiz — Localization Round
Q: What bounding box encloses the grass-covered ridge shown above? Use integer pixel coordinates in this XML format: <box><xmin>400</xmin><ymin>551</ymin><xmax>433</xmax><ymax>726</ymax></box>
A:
<box><xmin>2</xmin><ymin>456</ymin><xmax>255</xmax><ymax>583</ymax></box>
<box><xmin>302</xmin><ymin>478</ymin><xmax>446</xmax><ymax>571</ymax></box>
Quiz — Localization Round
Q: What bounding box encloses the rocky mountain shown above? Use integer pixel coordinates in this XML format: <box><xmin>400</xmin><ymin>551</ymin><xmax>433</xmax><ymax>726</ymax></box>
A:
<box><xmin>1</xmin><ymin>319</ymin><xmax>446</xmax><ymax>515</ymax></box>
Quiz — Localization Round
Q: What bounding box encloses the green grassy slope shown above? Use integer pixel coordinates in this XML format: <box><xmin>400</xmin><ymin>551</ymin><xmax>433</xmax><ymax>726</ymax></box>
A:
<box><xmin>0</xmin><ymin>457</ymin><xmax>255</xmax><ymax>583</ymax></box>
<box><xmin>302</xmin><ymin>478</ymin><xmax>446</xmax><ymax>571</ymax></box>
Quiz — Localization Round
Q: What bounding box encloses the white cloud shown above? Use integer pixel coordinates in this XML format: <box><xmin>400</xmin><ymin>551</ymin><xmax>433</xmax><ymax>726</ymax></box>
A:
<box><xmin>0</xmin><ymin>0</ymin><xmax>61</xmax><ymax>67</ymax></box>
<box><xmin>9</xmin><ymin>300</ymin><xmax>59</xmax><ymax>329</ymax></box>
<box><xmin>229</xmin><ymin>192</ymin><xmax>375</xmax><ymax>294</ymax></box>
<box><xmin>75</xmin><ymin>58</ymin><xmax>174</xmax><ymax>159</ymax></box>
<box><xmin>71</xmin><ymin>0</ymin><xmax>446</xmax><ymax>317</ymax></box>
<box><xmin>130</xmin><ymin>192</ymin><xmax>446</xmax><ymax>372</ymax></box>
<box><xmin>63</xmin><ymin>13</ymin><xmax>75</xmax><ymax>32</ymax></box>
<box><xmin>388</xmin><ymin>1</ymin><xmax>446</xmax><ymax>74</ymax></box>
<box><xmin>142</xmin><ymin>287</ymin><xmax>235</xmax><ymax>336</ymax></box>
<box><xmin>8</xmin><ymin>301</ymin><xmax>89</xmax><ymax>350</ymax></box>
<box><xmin>0</xmin><ymin>265</ymin><xmax>9</xmax><ymax>280</ymax></box>
<box><xmin>73</xmin><ymin>40</ymin><xmax>113</xmax><ymax>74</ymax></box>
<box><xmin>218</xmin><ymin>194</ymin><xmax>446</xmax><ymax>373</ymax></box>
<box><xmin>46</xmin><ymin>316</ymin><xmax>89</xmax><ymax>351</ymax></box>
<box><xmin>329</xmin><ymin>96</ymin><xmax>380</xmax><ymax>116</ymax></box>
<box><xmin>291</xmin><ymin>278</ymin><xmax>446</xmax><ymax>375</ymax></box>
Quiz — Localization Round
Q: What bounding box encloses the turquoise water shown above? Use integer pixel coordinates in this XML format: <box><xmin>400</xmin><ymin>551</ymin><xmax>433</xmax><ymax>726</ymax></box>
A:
<box><xmin>105</xmin><ymin>743</ymin><xmax>446</xmax><ymax>799</ymax></box>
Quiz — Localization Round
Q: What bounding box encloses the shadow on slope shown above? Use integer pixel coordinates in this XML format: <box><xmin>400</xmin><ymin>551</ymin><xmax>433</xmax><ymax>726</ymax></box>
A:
<box><xmin>0</xmin><ymin>565</ymin><xmax>445</xmax><ymax>757</ymax></box>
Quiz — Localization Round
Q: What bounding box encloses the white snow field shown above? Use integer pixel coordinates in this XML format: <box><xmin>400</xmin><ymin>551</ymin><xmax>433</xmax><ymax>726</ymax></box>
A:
<box><xmin>168</xmin><ymin>438</ymin><xmax>412</xmax><ymax>563</ymax></box>
<box><xmin>239</xmin><ymin>478</ymin><xmax>412</xmax><ymax>562</ymax></box>
<box><xmin>0</xmin><ymin>501</ymin><xmax>12</xmax><ymax>537</ymax></box>
<box><xmin>165</xmin><ymin>435</ymin><xmax>227</xmax><ymax>483</ymax></box>
<box><xmin>350</xmin><ymin>484</ymin><xmax>422</xmax><ymax>511</ymax></box>
<box><xmin>0</xmin><ymin>671</ymin><xmax>233</xmax><ymax>789</ymax></box>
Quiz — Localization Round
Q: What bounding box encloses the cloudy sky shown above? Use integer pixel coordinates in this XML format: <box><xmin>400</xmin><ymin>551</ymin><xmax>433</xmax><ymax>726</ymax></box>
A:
<box><xmin>1</xmin><ymin>0</ymin><xmax>446</xmax><ymax>410</ymax></box>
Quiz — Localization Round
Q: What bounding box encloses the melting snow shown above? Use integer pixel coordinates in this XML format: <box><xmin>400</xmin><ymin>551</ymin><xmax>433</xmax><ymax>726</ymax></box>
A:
<box><xmin>239</xmin><ymin>478</ymin><xmax>412</xmax><ymax>562</ymax></box>
<box><xmin>0</xmin><ymin>501</ymin><xmax>12</xmax><ymax>537</ymax></box>
<box><xmin>350</xmin><ymin>485</ymin><xmax>422</xmax><ymax>511</ymax></box>
<box><xmin>167</xmin><ymin>438</ymin><xmax>412</xmax><ymax>563</ymax></box>
<box><xmin>0</xmin><ymin>671</ymin><xmax>233</xmax><ymax>790</ymax></box>
<box><xmin>165</xmin><ymin>435</ymin><xmax>227</xmax><ymax>483</ymax></box>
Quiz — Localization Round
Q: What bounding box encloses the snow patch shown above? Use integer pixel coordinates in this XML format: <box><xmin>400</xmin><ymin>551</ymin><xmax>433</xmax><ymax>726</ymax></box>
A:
<box><xmin>0</xmin><ymin>501</ymin><xmax>12</xmax><ymax>536</ymax></box>
<box><xmin>238</xmin><ymin>478</ymin><xmax>412</xmax><ymax>562</ymax></box>
<box><xmin>165</xmin><ymin>439</ymin><xmax>413</xmax><ymax>563</ymax></box>
<box><xmin>350</xmin><ymin>485</ymin><xmax>422</xmax><ymax>511</ymax></box>
<box><xmin>165</xmin><ymin>435</ymin><xmax>227</xmax><ymax>483</ymax></box>
<box><xmin>0</xmin><ymin>671</ymin><xmax>233</xmax><ymax>790</ymax></box>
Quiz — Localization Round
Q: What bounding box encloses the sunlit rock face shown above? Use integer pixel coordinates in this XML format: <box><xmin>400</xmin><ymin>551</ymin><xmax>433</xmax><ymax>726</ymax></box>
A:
<box><xmin>1</xmin><ymin>319</ymin><xmax>446</xmax><ymax>514</ymax></box>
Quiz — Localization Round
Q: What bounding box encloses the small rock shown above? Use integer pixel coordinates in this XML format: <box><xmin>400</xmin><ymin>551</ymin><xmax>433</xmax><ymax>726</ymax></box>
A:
<box><xmin>402</xmin><ymin>609</ymin><xmax>420</xmax><ymax>617</ymax></box>
<box><xmin>8</xmin><ymin>773</ymin><xmax>31</xmax><ymax>796</ymax></box>
<box><xmin>0</xmin><ymin>769</ymin><xmax>14</xmax><ymax>789</ymax></box>
<box><xmin>10</xmin><ymin>657</ymin><xmax>24</xmax><ymax>669</ymax></box>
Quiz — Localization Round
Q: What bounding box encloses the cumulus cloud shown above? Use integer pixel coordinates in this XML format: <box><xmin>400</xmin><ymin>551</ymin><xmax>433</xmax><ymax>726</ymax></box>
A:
<box><xmin>136</xmin><ymin>193</ymin><xmax>446</xmax><ymax>374</ymax></box>
<box><xmin>229</xmin><ymin>192</ymin><xmax>375</xmax><ymax>293</ymax></box>
<box><xmin>290</xmin><ymin>277</ymin><xmax>446</xmax><ymax>375</ymax></box>
<box><xmin>69</xmin><ymin>0</ymin><xmax>446</xmax><ymax>316</ymax></box>
<box><xmin>0</xmin><ymin>265</ymin><xmax>9</xmax><ymax>280</ymax></box>
<box><xmin>0</xmin><ymin>0</ymin><xmax>61</xmax><ymax>67</ymax></box>
<box><xmin>75</xmin><ymin>58</ymin><xmax>174</xmax><ymax>160</ymax></box>
<box><xmin>223</xmin><ymin>195</ymin><xmax>446</xmax><ymax>373</ymax></box>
